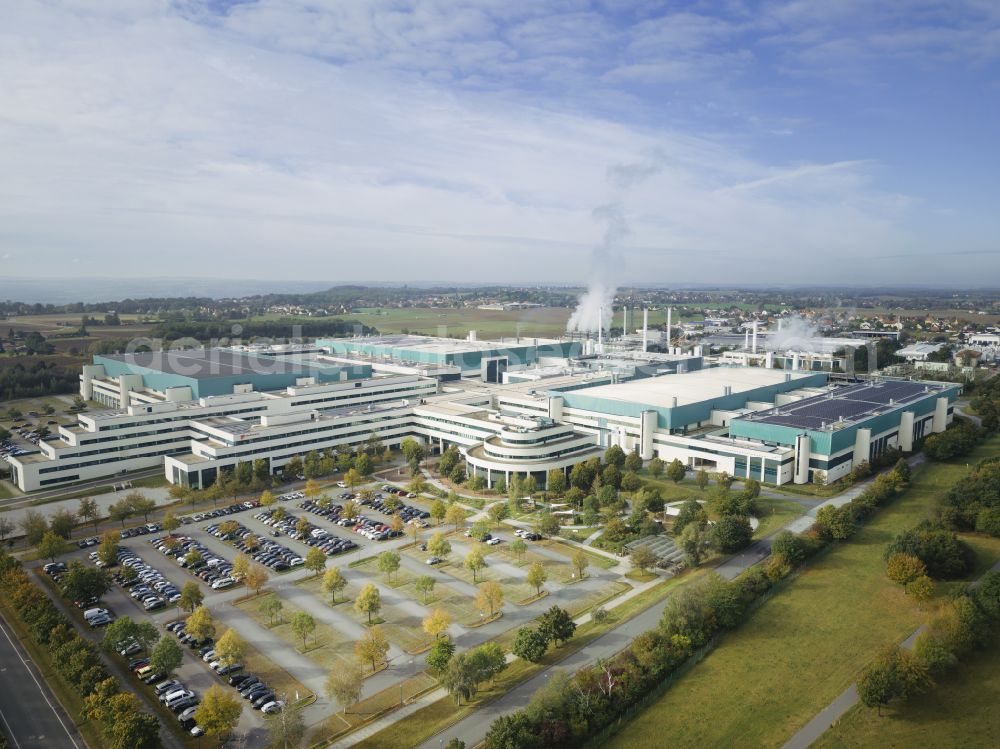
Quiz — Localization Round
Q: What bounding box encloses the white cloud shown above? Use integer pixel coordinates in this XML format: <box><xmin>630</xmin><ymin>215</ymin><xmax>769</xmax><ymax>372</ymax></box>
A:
<box><xmin>0</xmin><ymin>1</ymin><xmax>989</xmax><ymax>286</ymax></box>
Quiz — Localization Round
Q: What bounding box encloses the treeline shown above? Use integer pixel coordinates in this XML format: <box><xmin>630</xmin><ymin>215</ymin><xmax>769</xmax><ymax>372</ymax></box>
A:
<box><xmin>482</xmin><ymin>460</ymin><xmax>913</xmax><ymax>748</ymax></box>
<box><xmin>0</xmin><ymin>360</ymin><xmax>78</xmax><ymax>399</ymax></box>
<box><xmin>938</xmin><ymin>455</ymin><xmax>1000</xmax><ymax>537</ymax></box>
<box><xmin>922</xmin><ymin>417</ymin><xmax>984</xmax><ymax>461</ymax></box>
<box><xmin>148</xmin><ymin>318</ymin><xmax>378</xmax><ymax>342</ymax></box>
<box><xmin>969</xmin><ymin>372</ymin><xmax>1000</xmax><ymax>431</ymax></box>
<box><xmin>0</xmin><ymin>551</ymin><xmax>160</xmax><ymax>748</ymax></box>
<box><xmin>857</xmin><ymin>571</ymin><xmax>1000</xmax><ymax>715</ymax></box>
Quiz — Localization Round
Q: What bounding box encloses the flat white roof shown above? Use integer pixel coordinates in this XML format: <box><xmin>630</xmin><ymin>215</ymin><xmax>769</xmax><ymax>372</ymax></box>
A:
<box><xmin>568</xmin><ymin>367</ymin><xmax>816</xmax><ymax>408</ymax></box>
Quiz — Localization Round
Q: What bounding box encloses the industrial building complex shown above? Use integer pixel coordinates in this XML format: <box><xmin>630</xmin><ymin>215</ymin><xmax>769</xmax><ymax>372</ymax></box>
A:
<box><xmin>7</xmin><ymin>331</ymin><xmax>961</xmax><ymax>493</ymax></box>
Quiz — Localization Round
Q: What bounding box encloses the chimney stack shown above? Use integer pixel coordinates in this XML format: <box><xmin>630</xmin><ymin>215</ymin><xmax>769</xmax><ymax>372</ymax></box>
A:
<box><xmin>642</xmin><ymin>308</ymin><xmax>649</xmax><ymax>352</ymax></box>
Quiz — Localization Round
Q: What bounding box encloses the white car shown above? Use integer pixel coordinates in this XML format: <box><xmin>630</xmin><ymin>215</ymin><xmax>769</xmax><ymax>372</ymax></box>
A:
<box><xmin>211</xmin><ymin>577</ymin><xmax>235</xmax><ymax>590</ymax></box>
<box><xmin>486</xmin><ymin>537</ymin><xmax>502</xmax><ymax>546</ymax></box>
<box><xmin>336</xmin><ymin>482</ymin><xmax>347</xmax><ymax>488</ymax></box>
<box><xmin>261</xmin><ymin>700</ymin><xmax>284</xmax><ymax>714</ymax></box>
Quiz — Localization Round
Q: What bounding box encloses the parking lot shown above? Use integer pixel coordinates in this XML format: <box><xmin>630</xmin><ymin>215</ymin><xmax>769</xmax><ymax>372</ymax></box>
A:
<box><xmin>28</xmin><ymin>479</ymin><xmax>629</xmax><ymax>746</ymax></box>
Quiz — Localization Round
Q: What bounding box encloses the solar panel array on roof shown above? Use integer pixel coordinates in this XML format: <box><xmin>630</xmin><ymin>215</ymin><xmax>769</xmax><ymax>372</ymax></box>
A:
<box><xmin>749</xmin><ymin>380</ymin><xmax>940</xmax><ymax>430</ymax></box>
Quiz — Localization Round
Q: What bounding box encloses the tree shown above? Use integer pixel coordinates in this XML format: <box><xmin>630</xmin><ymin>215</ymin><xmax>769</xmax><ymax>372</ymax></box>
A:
<box><xmin>906</xmin><ymin>574</ymin><xmax>935</xmax><ymax>602</ymax></box>
<box><xmin>712</xmin><ymin>514</ymin><xmax>753</xmax><ymax>553</ymax></box>
<box><xmin>509</xmin><ymin>538</ymin><xmax>527</xmax><ymax>563</ymax></box>
<box><xmin>464</xmin><ymin>548</ymin><xmax>487</xmax><ymax>582</ymax></box>
<box><xmin>149</xmin><ymin>635</ymin><xmax>184</xmax><ymax>675</ymax></box>
<box><xmin>194</xmin><ymin>684</ymin><xmax>243</xmax><ymax>742</ymax></box>
<box><xmin>431</xmin><ymin>499</ymin><xmax>447</xmax><ymax>525</ymax></box>
<box><xmin>621</xmin><ymin>472</ymin><xmax>642</xmax><ymax>492</ymax></box>
<box><xmin>179</xmin><ymin>581</ymin><xmax>203</xmax><ymax>614</ymax></box>
<box><xmin>103</xmin><ymin>616</ymin><xmax>158</xmax><ymax>652</ymax></box>
<box><xmin>648</xmin><ymin>457</ymin><xmax>665</xmax><ymax>477</ymax></box>
<box><xmin>571</xmin><ymin>549</ymin><xmax>589</xmax><ymax>580</ymax></box>
<box><xmin>305</xmin><ymin>546</ymin><xmax>327</xmax><ymax>577</ymax></box>
<box><xmin>124</xmin><ymin>491</ymin><xmax>156</xmax><ymax>522</ymax></box>
<box><xmin>214</xmin><ymin>628</ymin><xmax>246</xmax><ymax>667</ymax></box>
<box><xmin>487</xmin><ymin>503</ymin><xmax>509</xmax><ymax>530</ymax></box>
<box><xmin>344</xmin><ymin>468</ymin><xmax>363</xmax><ymax>492</ymax></box>
<box><xmin>96</xmin><ymin>531</ymin><xmax>119</xmax><ymax>566</ymax></box>
<box><xmin>186</xmin><ymin>605</ymin><xmax>216</xmax><ymax>642</ymax></box>
<box><xmin>442</xmin><ymin>652</ymin><xmax>480</xmax><ymax>705</ymax></box>
<box><xmin>512</xmin><ymin>626</ymin><xmax>548</xmax><ymax>662</ymax></box>
<box><xmin>476</xmin><ymin>580</ymin><xmax>504</xmax><ymax>617</ymax></box>
<box><xmin>771</xmin><ymin>531</ymin><xmax>806</xmax><ymax>565</ymax></box>
<box><xmin>354</xmin><ymin>452</ymin><xmax>374</xmax><ymax>477</ymax></box>
<box><xmin>415</xmin><ymin>574</ymin><xmax>436</xmax><ymax>603</ymax></box>
<box><xmin>245</xmin><ymin>564</ymin><xmax>269</xmax><ymax>595</ymax></box>
<box><xmin>624</xmin><ymin>451</ymin><xmax>643</xmax><ymax>472</ymax></box>
<box><xmin>526</xmin><ymin>562</ymin><xmax>547</xmax><ymax>595</ymax></box>
<box><xmin>428</xmin><ymin>532</ymin><xmax>452</xmax><ymax>559</ymax></box>
<box><xmin>49</xmin><ymin>508</ymin><xmax>77</xmax><ymax>539</ymax></box>
<box><xmin>232</xmin><ymin>553</ymin><xmax>251</xmax><ymax>588</ymax></box>
<box><xmin>538</xmin><ymin>606</ymin><xmax>576</xmax><ymax>646</ymax></box>
<box><xmin>20</xmin><ymin>510</ymin><xmax>49</xmax><ymax>546</ymax></box>
<box><xmin>0</xmin><ymin>517</ymin><xmax>13</xmax><ymax>542</ymax></box>
<box><xmin>290</xmin><ymin>611</ymin><xmax>317</xmax><ymax>650</ymax></box>
<box><xmin>536</xmin><ymin>512</ymin><xmax>560</xmax><ymax>537</ymax></box>
<box><xmin>422</xmin><ymin>608</ymin><xmax>452</xmax><ymax>639</ymax></box>
<box><xmin>857</xmin><ymin>658</ymin><xmax>895</xmax><ymax>716</ymax></box>
<box><xmin>886</xmin><ymin>553</ymin><xmax>927</xmax><ymax>586</ymax></box>
<box><xmin>470</xmin><ymin>641</ymin><xmax>507</xmax><ymax>684</ymax></box>
<box><xmin>630</xmin><ymin>545</ymin><xmax>659</xmax><ymax>575</ymax></box>
<box><xmin>377</xmin><ymin>549</ymin><xmax>401</xmax><ymax>581</ymax></box>
<box><xmin>445</xmin><ymin>504</ymin><xmax>466</xmax><ymax>532</ymax></box>
<box><xmin>355</xmin><ymin>583</ymin><xmax>382</xmax><ymax>625</ymax></box>
<box><xmin>679</xmin><ymin>523</ymin><xmax>707</xmax><ymax>567</ymax></box>
<box><xmin>265</xmin><ymin>699</ymin><xmax>306</xmax><ymax>749</ymax></box>
<box><xmin>260</xmin><ymin>490</ymin><xmax>276</xmax><ymax>509</ymax></box>
<box><xmin>107</xmin><ymin>501</ymin><xmax>131</xmax><ymax>530</ymax></box>
<box><xmin>427</xmin><ymin>637</ymin><xmax>456</xmax><ymax>673</ymax></box>
<box><xmin>260</xmin><ymin>593</ymin><xmax>284</xmax><ymax>626</ymax></box>
<box><xmin>695</xmin><ymin>469</ymin><xmax>709</xmax><ymax>491</ymax></box>
<box><xmin>161</xmin><ymin>511</ymin><xmax>180</xmax><ymax>535</ymax></box>
<box><xmin>37</xmin><ymin>530</ymin><xmax>70</xmax><ymax>562</ymax></box>
<box><xmin>605</xmin><ymin>444</ymin><xmax>626</xmax><ymax>468</ymax></box>
<box><xmin>666</xmin><ymin>459</ymin><xmax>686</xmax><ymax>483</ymax></box>
<box><xmin>341</xmin><ymin>500</ymin><xmax>359</xmax><ymax>522</ymax></box>
<box><xmin>321</xmin><ymin>567</ymin><xmax>347</xmax><ymax>606</ymax></box>
<box><xmin>355</xmin><ymin>625</ymin><xmax>390</xmax><ymax>672</ymax></box>
<box><xmin>62</xmin><ymin>561</ymin><xmax>111</xmax><ymax>602</ymax></box>
<box><xmin>326</xmin><ymin>660</ymin><xmax>364</xmax><ymax>712</ymax></box>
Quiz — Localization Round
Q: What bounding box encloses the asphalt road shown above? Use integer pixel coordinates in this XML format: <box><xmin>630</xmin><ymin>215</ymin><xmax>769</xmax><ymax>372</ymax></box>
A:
<box><xmin>0</xmin><ymin>617</ymin><xmax>83</xmax><ymax>749</ymax></box>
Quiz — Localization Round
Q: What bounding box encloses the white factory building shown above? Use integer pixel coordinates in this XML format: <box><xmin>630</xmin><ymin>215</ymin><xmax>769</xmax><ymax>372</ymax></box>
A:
<box><xmin>7</xmin><ymin>336</ymin><xmax>961</xmax><ymax>492</ymax></box>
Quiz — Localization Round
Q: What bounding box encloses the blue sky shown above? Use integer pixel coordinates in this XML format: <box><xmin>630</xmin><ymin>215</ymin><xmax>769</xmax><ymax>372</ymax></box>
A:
<box><xmin>1</xmin><ymin>0</ymin><xmax>998</xmax><ymax>287</ymax></box>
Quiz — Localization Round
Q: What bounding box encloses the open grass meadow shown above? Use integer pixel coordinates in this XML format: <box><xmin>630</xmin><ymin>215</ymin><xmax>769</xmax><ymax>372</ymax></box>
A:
<box><xmin>604</xmin><ymin>436</ymin><xmax>1000</xmax><ymax>749</ymax></box>
<box><xmin>812</xmin><ymin>639</ymin><xmax>1000</xmax><ymax>749</ymax></box>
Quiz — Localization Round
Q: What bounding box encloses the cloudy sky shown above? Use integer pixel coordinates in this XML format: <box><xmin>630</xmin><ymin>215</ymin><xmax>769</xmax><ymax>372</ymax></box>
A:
<box><xmin>2</xmin><ymin>0</ymin><xmax>998</xmax><ymax>288</ymax></box>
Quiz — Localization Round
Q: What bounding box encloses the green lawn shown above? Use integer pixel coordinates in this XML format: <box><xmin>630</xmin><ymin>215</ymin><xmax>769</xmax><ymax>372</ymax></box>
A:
<box><xmin>813</xmin><ymin>639</ymin><xmax>1000</xmax><ymax>749</ymax></box>
<box><xmin>752</xmin><ymin>496</ymin><xmax>806</xmax><ymax>538</ymax></box>
<box><xmin>605</xmin><ymin>436</ymin><xmax>1000</xmax><ymax>749</ymax></box>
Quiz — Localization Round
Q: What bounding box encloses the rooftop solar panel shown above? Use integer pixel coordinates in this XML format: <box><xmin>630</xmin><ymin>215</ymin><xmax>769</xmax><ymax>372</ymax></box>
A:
<box><xmin>749</xmin><ymin>380</ymin><xmax>948</xmax><ymax>430</ymax></box>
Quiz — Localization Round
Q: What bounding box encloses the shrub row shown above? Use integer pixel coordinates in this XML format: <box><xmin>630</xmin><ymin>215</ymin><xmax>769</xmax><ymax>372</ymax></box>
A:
<box><xmin>0</xmin><ymin>551</ymin><xmax>160</xmax><ymax>748</ymax></box>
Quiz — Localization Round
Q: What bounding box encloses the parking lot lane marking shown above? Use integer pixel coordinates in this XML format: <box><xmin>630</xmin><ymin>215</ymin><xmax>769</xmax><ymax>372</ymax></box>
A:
<box><xmin>0</xmin><ymin>619</ymin><xmax>81</xmax><ymax>749</ymax></box>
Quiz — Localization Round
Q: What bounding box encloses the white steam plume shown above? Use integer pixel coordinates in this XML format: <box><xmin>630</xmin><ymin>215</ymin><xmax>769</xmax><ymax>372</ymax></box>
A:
<box><xmin>566</xmin><ymin>153</ymin><xmax>663</xmax><ymax>334</ymax></box>
<box><xmin>768</xmin><ymin>315</ymin><xmax>819</xmax><ymax>351</ymax></box>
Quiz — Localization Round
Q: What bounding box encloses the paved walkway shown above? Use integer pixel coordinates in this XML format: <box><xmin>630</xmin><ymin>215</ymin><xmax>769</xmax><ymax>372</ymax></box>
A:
<box><xmin>782</xmin><ymin>557</ymin><xmax>1000</xmax><ymax>749</ymax></box>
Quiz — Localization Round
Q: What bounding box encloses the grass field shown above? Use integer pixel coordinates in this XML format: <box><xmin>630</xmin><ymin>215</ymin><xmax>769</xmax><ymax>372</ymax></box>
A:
<box><xmin>604</xmin><ymin>436</ymin><xmax>1000</xmax><ymax>749</ymax></box>
<box><xmin>752</xmin><ymin>496</ymin><xmax>806</xmax><ymax>538</ymax></box>
<box><xmin>812</xmin><ymin>639</ymin><xmax>1000</xmax><ymax>749</ymax></box>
